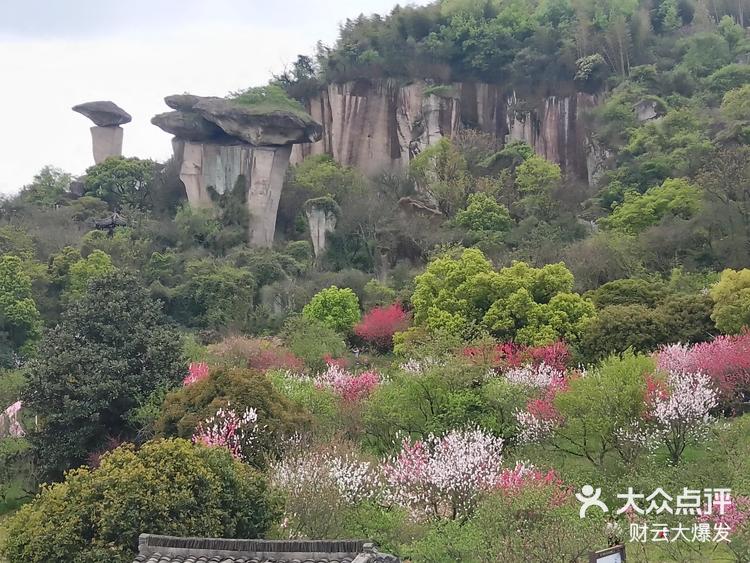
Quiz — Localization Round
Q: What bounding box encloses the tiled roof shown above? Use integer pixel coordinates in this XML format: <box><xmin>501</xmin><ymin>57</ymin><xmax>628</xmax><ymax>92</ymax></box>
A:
<box><xmin>133</xmin><ymin>535</ymin><xmax>400</xmax><ymax>563</ymax></box>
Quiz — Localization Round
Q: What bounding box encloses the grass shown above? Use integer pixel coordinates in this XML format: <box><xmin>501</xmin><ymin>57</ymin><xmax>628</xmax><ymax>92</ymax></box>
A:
<box><xmin>228</xmin><ymin>85</ymin><xmax>309</xmax><ymax>118</ymax></box>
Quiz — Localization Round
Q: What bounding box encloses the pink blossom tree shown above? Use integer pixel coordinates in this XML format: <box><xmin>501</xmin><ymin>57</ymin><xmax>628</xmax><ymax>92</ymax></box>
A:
<box><xmin>183</xmin><ymin>362</ymin><xmax>210</xmax><ymax>386</ymax></box>
<box><xmin>382</xmin><ymin>427</ymin><xmax>504</xmax><ymax>519</ymax></box>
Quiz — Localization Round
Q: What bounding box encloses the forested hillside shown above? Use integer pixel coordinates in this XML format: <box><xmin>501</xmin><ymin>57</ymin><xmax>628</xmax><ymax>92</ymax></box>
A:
<box><xmin>1</xmin><ymin>1</ymin><xmax>750</xmax><ymax>562</ymax></box>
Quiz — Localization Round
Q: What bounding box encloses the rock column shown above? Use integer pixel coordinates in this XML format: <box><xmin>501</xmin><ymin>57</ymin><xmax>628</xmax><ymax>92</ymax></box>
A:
<box><xmin>72</xmin><ymin>101</ymin><xmax>132</xmax><ymax>165</ymax></box>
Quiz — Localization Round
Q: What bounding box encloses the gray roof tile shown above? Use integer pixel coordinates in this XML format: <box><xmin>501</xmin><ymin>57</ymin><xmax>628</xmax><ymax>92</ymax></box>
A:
<box><xmin>133</xmin><ymin>535</ymin><xmax>399</xmax><ymax>563</ymax></box>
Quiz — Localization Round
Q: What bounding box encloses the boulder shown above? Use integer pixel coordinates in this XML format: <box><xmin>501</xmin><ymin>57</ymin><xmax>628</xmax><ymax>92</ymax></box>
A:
<box><xmin>151</xmin><ymin>111</ymin><xmax>235</xmax><ymax>143</ymax></box>
<box><xmin>193</xmin><ymin>97</ymin><xmax>323</xmax><ymax>146</ymax></box>
<box><xmin>164</xmin><ymin>94</ymin><xmax>215</xmax><ymax>111</ymax></box>
<box><xmin>72</xmin><ymin>101</ymin><xmax>132</xmax><ymax>126</ymax></box>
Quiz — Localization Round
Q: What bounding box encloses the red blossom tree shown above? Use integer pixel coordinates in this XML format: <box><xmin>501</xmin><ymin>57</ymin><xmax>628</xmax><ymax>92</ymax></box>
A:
<box><xmin>354</xmin><ymin>303</ymin><xmax>410</xmax><ymax>351</ymax></box>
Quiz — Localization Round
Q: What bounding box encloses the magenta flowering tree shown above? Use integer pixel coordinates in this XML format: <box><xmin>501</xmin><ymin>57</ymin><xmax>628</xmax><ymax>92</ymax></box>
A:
<box><xmin>382</xmin><ymin>427</ymin><xmax>504</xmax><ymax>519</ymax></box>
<box><xmin>183</xmin><ymin>362</ymin><xmax>209</xmax><ymax>386</ymax></box>
<box><xmin>192</xmin><ymin>403</ymin><xmax>260</xmax><ymax>461</ymax></box>
<box><xmin>655</xmin><ymin>334</ymin><xmax>750</xmax><ymax>409</ymax></box>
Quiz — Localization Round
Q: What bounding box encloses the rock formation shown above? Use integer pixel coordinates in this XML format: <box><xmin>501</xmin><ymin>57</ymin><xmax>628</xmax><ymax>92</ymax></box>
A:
<box><xmin>73</xmin><ymin>101</ymin><xmax>132</xmax><ymax>164</ymax></box>
<box><xmin>290</xmin><ymin>80</ymin><xmax>600</xmax><ymax>184</ymax></box>
<box><xmin>305</xmin><ymin>200</ymin><xmax>339</xmax><ymax>258</ymax></box>
<box><xmin>153</xmin><ymin>95</ymin><xmax>322</xmax><ymax>247</ymax></box>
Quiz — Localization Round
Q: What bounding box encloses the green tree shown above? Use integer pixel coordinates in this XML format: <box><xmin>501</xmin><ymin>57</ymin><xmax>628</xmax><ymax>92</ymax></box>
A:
<box><xmin>0</xmin><ymin>255</ymin><xmax>42</xmax><ymax>360</ymax></box>
<box><xmin>84</xmin><ymin>157</ymin><xmax>159</xmax><ymax>210</ymax></box>
<box><xmin>0</xmin><ymin>439</ymin><xmax>279</xmax><ymax>563</ymax></box>
<box><xmin>514</xmin><ymin>155</ymin><xmax>562</xmax><ymax>220</ymax></box>
<box><xmin>280</xmin><ymin>315</ymin><xmax>347</xmax><ymax>371</ymax></box>
<box><xmin>23</xmin><ymin>273</ymin><xmax>184</xmax><ymax>477</ymax></box>
<box><xmin>721</xmin><ymin>84</ymin><xmax>750</xmax><ymax>122</ymax></box>
<box><xmin>18</xmin><ymin>165</ymin><xmax>72</xmax><ymax>207</ymax></box>
<box><xmin>601</xmin><ymin>178</ymin><xmax>702</xmax><ymax>234</ymax></box>
<box><xmin>411</xmin><ymin>248</ymin><xmax>594</xmax><ymax>344</ymax></box>
<box><xmin>302</xmin><ymin>285</ymin><xmax>361</xmax><ymax>333</ymax></box>
<box><xmin>66</xmin><ymin>250</ymin><xmax>116</xmax><ymax>299</ymax></box>
<box><xmin>410</xmin><ymin>138</ymin><xmax>471</xmax><ymax>216</ymax></box>
<box><xmin>172</xmin><ymin>259</ymin><xmax>256</xmax><ymax>331</ymax></box>
<box><xmin>454</xmin><ymin>193</ymin><xmax>512</xmax><ymax>233</ymax></box>
<box><xmin>710</xmin><ymin>268</ymin><xmax>750</xmax><ymax>334</ymax></box>
<box><xmin>552</xmin><ymin>352</ymin><xmax>652</xmax><ymax>466</ymax></box>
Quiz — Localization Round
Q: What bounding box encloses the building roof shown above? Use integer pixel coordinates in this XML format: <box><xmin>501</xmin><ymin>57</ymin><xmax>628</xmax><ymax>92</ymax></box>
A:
<box><xmin>133</xmin><ymin>534</ymin><xmax>400</xmax><ymax>563</ymax></box>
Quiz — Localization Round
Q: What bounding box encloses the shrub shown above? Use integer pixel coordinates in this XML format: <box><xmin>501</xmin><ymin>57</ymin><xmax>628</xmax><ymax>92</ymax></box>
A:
<box><xmin>0</xmin><ymin>439</ymin><xmax>279</xmax><ymax>563</ymax></box>
<box><xmin>354</xmin><ymin>303</ymin><xmax>410</xmax><ymax>351</ymax></box>
<box><xmin>281</xmin><ymin>315</ymin><xmax>347</xmax><ymax>371</ymax></box>
<box><xmin>207</xmin><ymin>335</ymin><xmax>303</xmax><ymax>372</ymax></box>
<box><xmin>302</xmin><ymin>286</ymin><xmax>361</xmax><ymax>333</ymax></box>
<box><xmin>156</xmin><ymin>367</ymin><xmax>309</xmax><ymax>468</ymax></box>
<box><xmin>711</xmin><ymin>268</ymin><xmax>750</xmax><ymax>334</ymax></box>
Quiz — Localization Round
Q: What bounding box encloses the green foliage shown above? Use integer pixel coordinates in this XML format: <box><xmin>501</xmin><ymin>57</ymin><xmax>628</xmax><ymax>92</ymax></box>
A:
<box><xmin>514</xmin><ymin>155</ymin><xmax>561</xmax><ymax>220</ymax></box>
<box><xmin>280</xmin><ymin>315</ymin><xmax>347</xmax><ymax>372</ymax></box>
<box><xmin>174</xmin><ymin>205</ymin><xmax>221</xmax><ymax>249</ymax></box>
<box><xmin>0</xmin><ymin>226</ymin><xmax>35</xmax><ymax>261</ymax></box>
<box><xmin>362</xmin><ymin>279</ymin><xmax>398</xmax><ymax>310</ymax></box>
<box><xmin>721</xmin><ymin>84</ymin><xmax>750</xmax><ymax>122</ymax></box>
<box><xmin>679</xmin><ymin>32</ymin><xmax>732</xmax><ymax>77</ymax></box>
<box><xmin>0</xmin><ymin>439</ymin><xmax>278</xmax><ymax>563</ymax></box>
<box><xmin>710</xmin><ymin>268</ymin><xmax>750</xmax><ymax>334</ymax></box>
<box><xmin>156</xmin><ymin>367</ymin><xmax>309</xmax><ymax>467</ymax></box>
<box><xmin>23</xmin><ymin>272</ymin><xmax>184</xmax><ymax>478</ymax></box>
<box><xmin>229</xmin><ymin>84</ymin><xmax>307</xmax><ymax>116</ymax></box>
<box><xmin>84</xmin><ymin>157</ymin><xmax>159</xmax><ymax>210</ymax></box>
<box><xmin>18</xmin><ymin>166</ymin><xmax>71</xmax><ymax>207</ymax></box>
<box><xmin>268</xmin><ymin>371</ymin><xmax>340</xmax><ymax>439</ymax></box>
<box><xmin>65</xmin><ymin>250</ymin><xmax>116</xmax><ymax>299</ymax></box>
<box><xmin>601</xmin><ymin>178</ymin><xmax>702</xmax><ymax>234</ymax></box>
<box><xmin>171</xmin><ymin>259</ymin><xmax>255</xmax><ymax>331</ymax></box>
<box><xmin>410</xmin><ymin>138</ymin><xmax>470</xmax><ymax>216</ymax></box>
<box><xmin>302</xmin><ymin>286</ymin><xmax>361</xmax><ymax>333</ymax></box>
<box><xmin>409</xmin><ymin>486</ymin><xmax>608</xmax><ymax>562</ymax></box>
<box><xmin>0</xmin><ymin>255</ymin><xmax>42</xmax><ymax>359</ymax></box>
<box><xmin>552</xmin><ymin>352</ymin><xmax>653</xmax><ymax>466</ymax></box>
<box><xmin>411</xmin><ymin>248</ymin><xmax>594</xmax><ymax>344</ymax></box>
<box><xmin>292</xmin><ymin>155</ymin><xmax>364</xmax><ymax>200</ymax></box>
<box><xmin>454</xmin><ymin>193</ymin><xmax>512</xmax><ymax>233</ymax></box>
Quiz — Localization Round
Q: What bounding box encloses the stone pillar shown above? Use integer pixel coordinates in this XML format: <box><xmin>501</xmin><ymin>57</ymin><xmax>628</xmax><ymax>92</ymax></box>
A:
<box><xmin>306</xmin><ymin>205</ymin><xmax>337</xmax><ymax>258</ymax></box>
<box><xmin>90</xmin><ymin>126</ymin><xmax>123</xmax><ymax>164</ymax></box>
<box><xmin>247</xmin><ymin>146</ymin><xmax>292</xmax><ymax>247</ymax></box>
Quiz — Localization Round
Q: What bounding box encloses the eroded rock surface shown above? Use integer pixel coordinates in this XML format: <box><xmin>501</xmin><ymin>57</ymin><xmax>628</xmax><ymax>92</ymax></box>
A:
<box><xmin>90</xmin><ymin>126</ymin><xmax>124</xmax><ymax>164</ymax></box>
<box><xmin>306</xmin><ymin>205</ymin><xmax>338</xmax><ymax>258</ymax></box>
<box><xmin>290</xmin><ymin>80</ymin><xmax>600</xmax><ymax>183</ymax></box>
<box><xmin>72</xmin><ymin>101</ymin><xmax>132</xmax><ymax>126</ymax></box>
<box><xmin>155</xmin><ymin>94</ymin><xmax>323</xmax><ymax>247</ymax></box>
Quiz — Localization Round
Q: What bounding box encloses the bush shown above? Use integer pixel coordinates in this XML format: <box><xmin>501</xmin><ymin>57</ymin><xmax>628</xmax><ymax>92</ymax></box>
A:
<box><xmin>711</xmin><ymin>268</ymin><xmax>750</xmax><ymax>334</ymax></box>
<box><xmin>281</xmin><ymin>315</ymin><xmax>347</xmax><ymax>372</ymax></box>
<box><xmin>354</xmin><ymin>303</ymin><xmax>410</xmax><ymax>351</ymax></box>
<box><xmin>155</xmin><ymin>367</ymin><xmax>310</xmax><ymax>467</ymax></box>
<box><xmin>0</xmin><ymin>439</ymin><xmax>279</xmax><ymax>563</ymax></box>
<box><xmin>302</xmin><ymin>286</ymin><xmax>361</xmax><ymax>334</ymax></box>
<box><xmin>207</xmin><ymin>336</ymin><xmax>303</xmax><ymax>371</ymax></box>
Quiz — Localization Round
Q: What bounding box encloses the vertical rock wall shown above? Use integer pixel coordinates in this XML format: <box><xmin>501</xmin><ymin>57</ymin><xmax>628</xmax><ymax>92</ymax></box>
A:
<box><xmin>291</xmin><ymin>80</ymin><xmax>599</xmax><ymax>183</ymax></box>
<box><xmin>90</xmin><ymin>125</ymin><xmax>124</xmax><ymax>164</ymax></box>
<box><xmin>173</xmin><ymin>140</ymin><xmax>292</xmax><ymax>247</ymax></box>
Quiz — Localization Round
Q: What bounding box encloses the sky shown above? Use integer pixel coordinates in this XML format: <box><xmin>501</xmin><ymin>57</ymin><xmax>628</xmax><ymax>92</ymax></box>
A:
<box><xmin>0</xmin><ymin>0</ymin><xmax>429</xmax><ymax>195</ymax></box>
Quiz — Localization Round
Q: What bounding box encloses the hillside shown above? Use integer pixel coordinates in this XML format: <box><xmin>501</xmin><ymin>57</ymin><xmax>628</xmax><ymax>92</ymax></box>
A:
<box><xmin>1</xmin><ymin>1</ymin><xmax>750</xmax><ymax>562</ymax></box>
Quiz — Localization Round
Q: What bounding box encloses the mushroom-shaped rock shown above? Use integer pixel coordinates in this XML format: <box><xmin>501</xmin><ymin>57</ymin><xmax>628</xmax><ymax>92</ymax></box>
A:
<box><xmin>72</xmin><ymin>101</ymin><xmax>132</xmax><ymax>126</ymax></box>
<box><xmin>193</xmin><ymin>97</ymin><xmax>323</xmax><ymax>146</ymax></box>
<box><xmin>151</xmin><ymin>111</ymin><xmax>235</xmax><ymax>143</ymax></box>
<box><xmin>164</xmin><ymin>94</ymin><xmax>215</xmax><ymax>112</ymax></box>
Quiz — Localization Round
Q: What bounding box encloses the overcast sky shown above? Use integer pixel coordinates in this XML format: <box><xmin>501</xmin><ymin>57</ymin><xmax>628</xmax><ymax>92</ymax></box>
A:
<box><xmin>0</xmin><ymin>0</ymin><xmax>429</xmax><ymax>195</ymax></box>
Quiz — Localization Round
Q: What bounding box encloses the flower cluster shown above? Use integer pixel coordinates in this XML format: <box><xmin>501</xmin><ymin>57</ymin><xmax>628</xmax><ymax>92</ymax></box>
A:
<box><xmin>192</xmin><ymin>403</ymin><xmax>259</xmax><ymax>461</ymax></box>
<box><xmin>0</xmin><ymin>401</ymin><xmax>24</xmax><ymax>438</ymax></box>
<box><xmin>651</xmin><ymin>371</ymin><xmax>717</xmax><ymax>428</ymax></box>
<box><xmin>503</xmin><ymin>362</ymin><xmax>566</xmax><ymax>388</ymax></box>
<box><xmin>463</xmin><ymin>341</ymin><xmax>570</xmax><ymax>371</ymax></box>
<box><xmin>183</xmin><ymin>362</ymin><xmax>209</xmax><ymax>386</ymax></box>
<box><xmin>354</xmin><ymin>303</ymin><xmax>410</xmax><ymax>351</ymax></box>
<box><xmin>698</xmin><ymin>495</ymin><xmax>750</xmax><ymax>532</ymax></box>
<box><xmin>655</xmin><ymin>334</ymin><xmax>750</xmax><ymax>407</ymax></box>
<box><xmin>382</xmin><ymin>428</ymin><xmax>504</xmax><ymax>519</ymax></box>
<box><xmin>271</xmin><ymin>443</ymin><xmax>382</xmax><ymax>505</ymax></box>
<box><xmin>313</xmin><ymin>364</ymin><xmax>380</xmax><ymax>402</ymax></box>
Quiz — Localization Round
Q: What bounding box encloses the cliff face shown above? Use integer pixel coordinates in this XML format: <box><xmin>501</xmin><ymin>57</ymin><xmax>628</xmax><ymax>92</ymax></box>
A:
<box><xmin>291</xmin><ymin>80</ymin><xmax>601</xmax><ymax>183</ymax></box>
